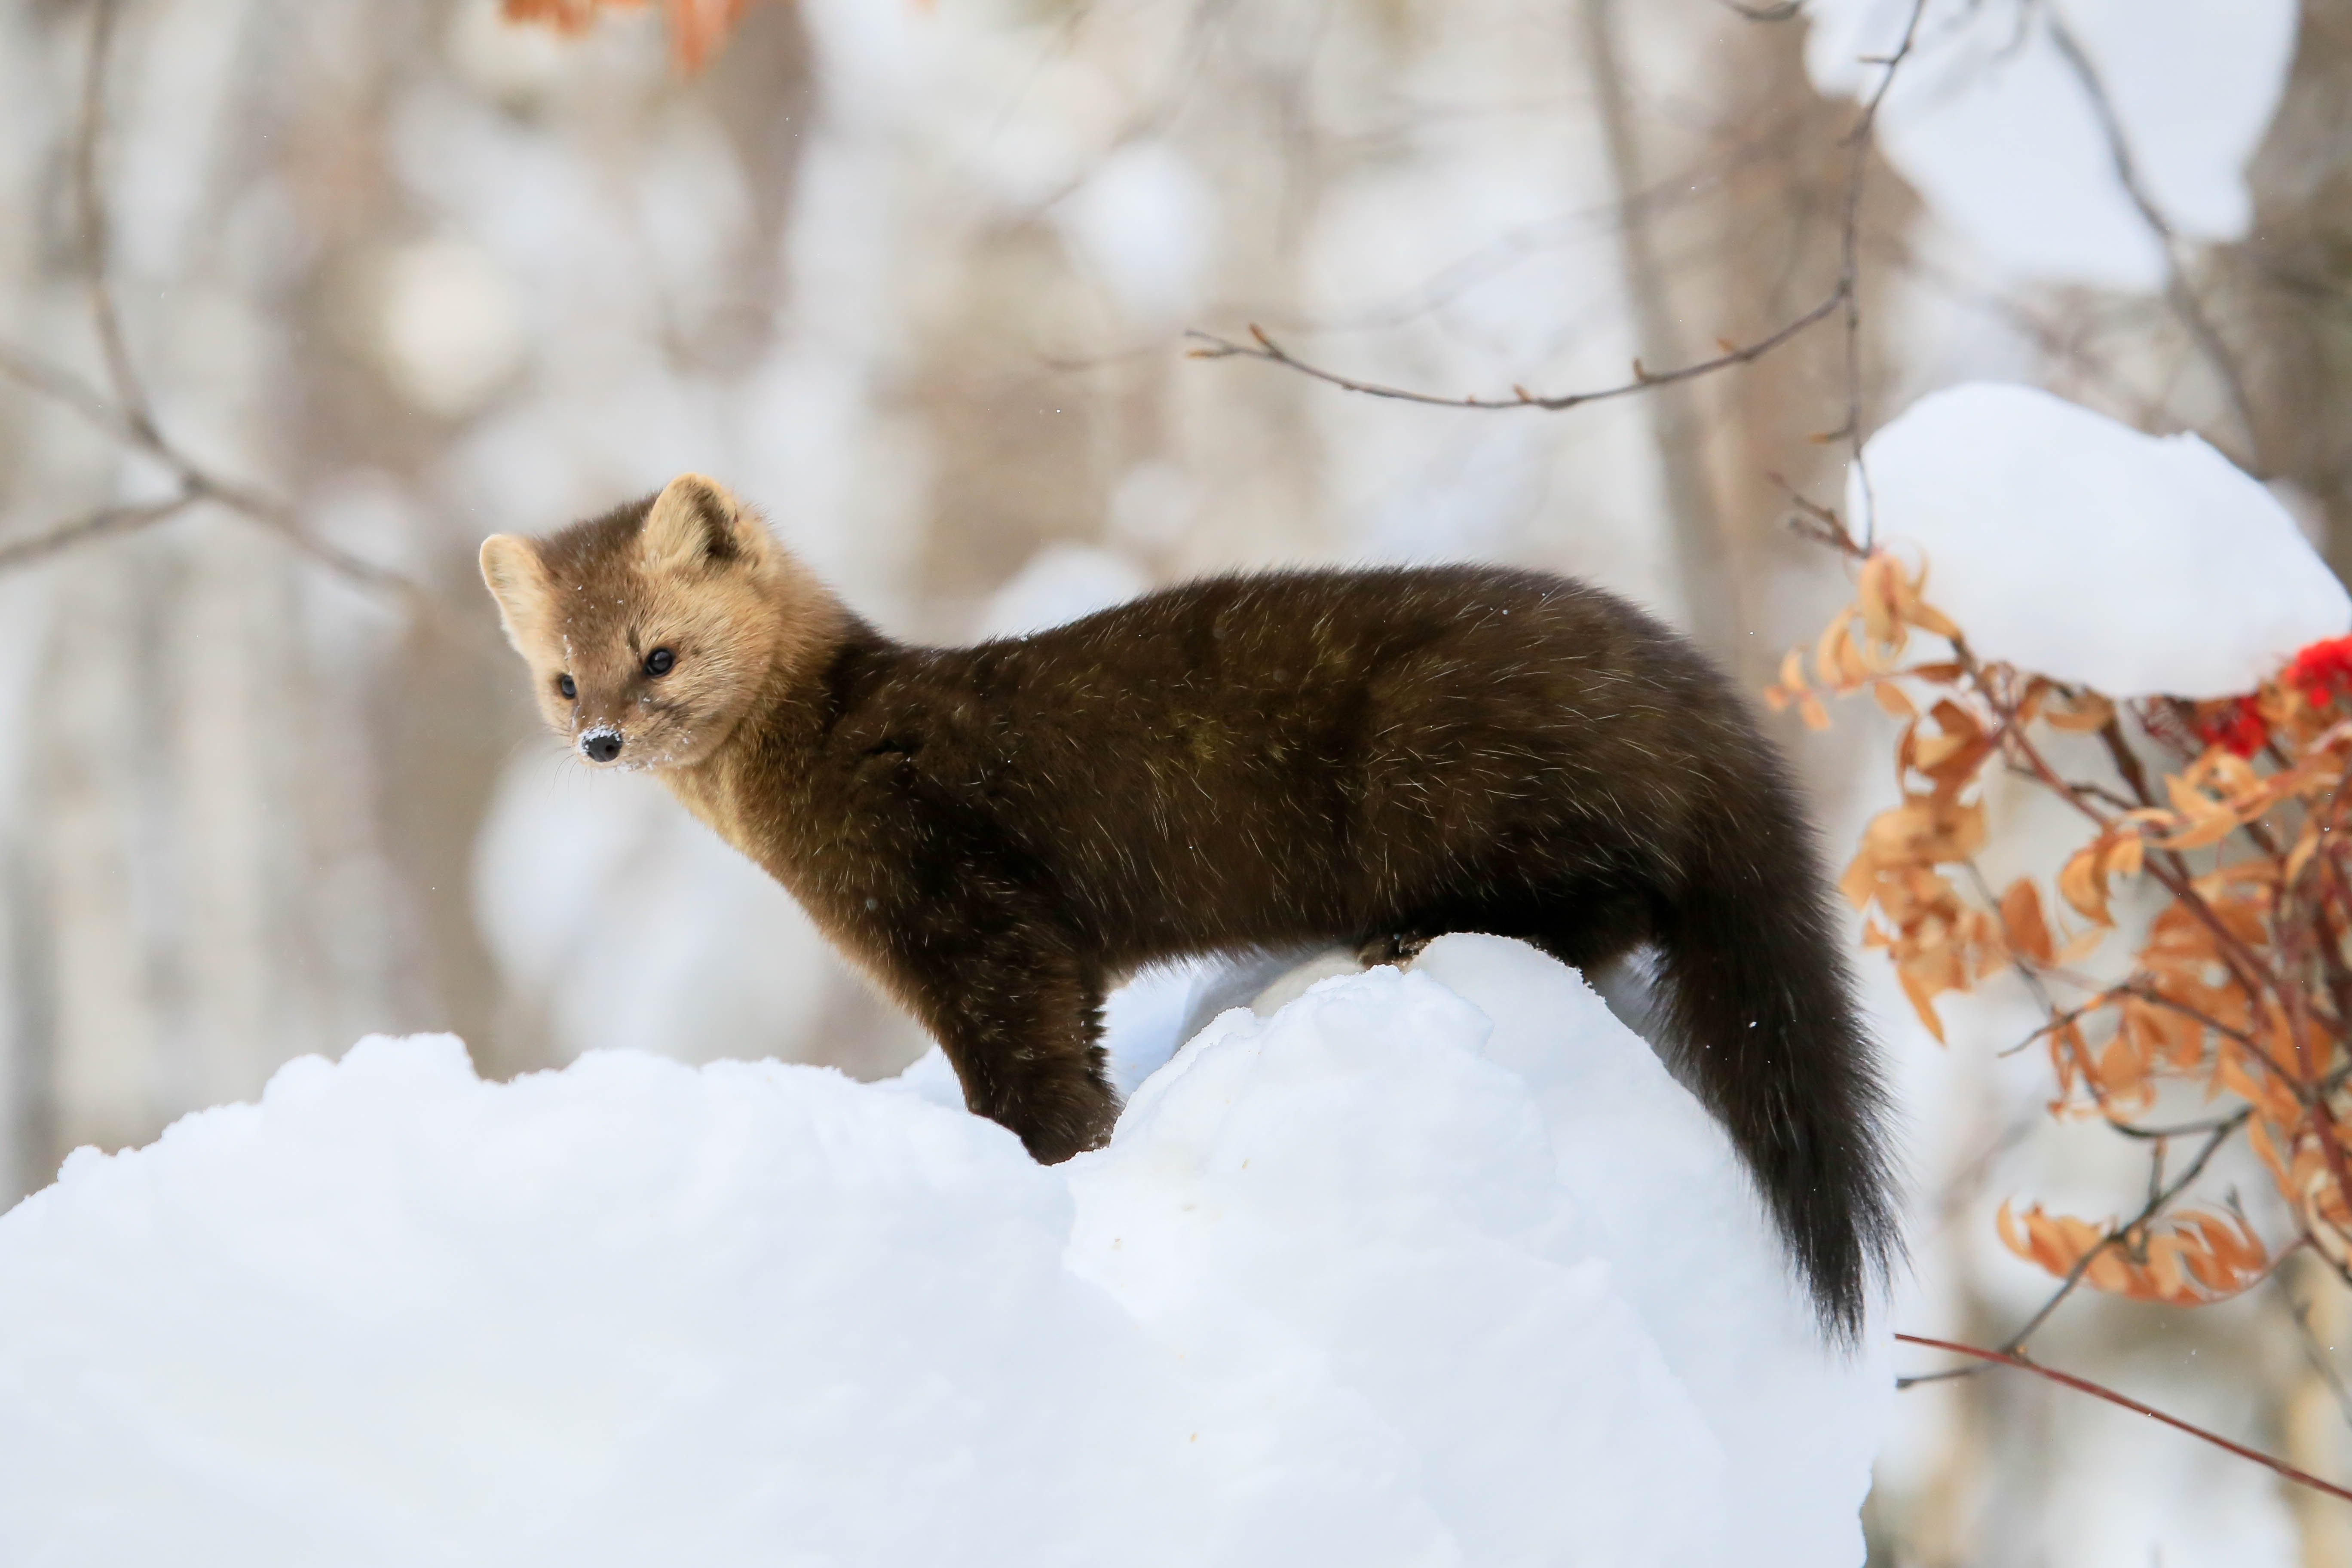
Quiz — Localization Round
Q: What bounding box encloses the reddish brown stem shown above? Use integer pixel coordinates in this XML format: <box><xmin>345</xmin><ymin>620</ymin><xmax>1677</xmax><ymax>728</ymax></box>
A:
<box><xmin>1896</xmin><ymin>1334</ymin><xmax>2352</xmax><ymax>1505</ymax></box>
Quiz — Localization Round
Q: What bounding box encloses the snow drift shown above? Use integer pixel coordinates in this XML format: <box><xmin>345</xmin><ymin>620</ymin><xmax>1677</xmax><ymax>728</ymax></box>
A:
<box><xmin>1856</xmin><ymin>382</ymin><xmax>2350</xmax><ymax>699</ymax></box>
<box><xmin>0</xmin><ymin>936</ymin><xmax>1889</xmax><ymax>1567</ymax></box>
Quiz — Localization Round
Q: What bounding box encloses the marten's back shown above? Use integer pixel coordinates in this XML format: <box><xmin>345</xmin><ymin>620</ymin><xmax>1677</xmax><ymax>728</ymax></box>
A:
<box><xmin>818</xmin><ymin>565</ymin><xmax>1753</xmax><ymax>962</ymax></box>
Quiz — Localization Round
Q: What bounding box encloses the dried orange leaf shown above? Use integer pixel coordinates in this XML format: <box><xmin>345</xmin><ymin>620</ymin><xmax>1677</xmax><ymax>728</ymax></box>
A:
<box><xmin>1816</xmin><ymin>618</ymin><xmax>1851</xmax><ymax>690</ymax></box>
<box><xmin>2107</xmin><ymin>834</ymin><xmax>2146</xmax><ymax>879</ymax></box>
<box><xmin>1898</xmin><ymin>965</ymin><xmax>1949</xmax><ymax>1043</ymax></box>
<box><xmin>2000</xmin><ymin>879</ymin><xmax>2055</xmax><ymax>966</ymax></box>
<box><xmin>1857</xmin><ymin>554</ymin><xmax>1900</xmax><ymax>646</ymax></box>
<box><xmin>1905</xmin><ymin>600</ymin><xmax>1961</xmax><ymax>640</ymax></box>
<box><xmin>2161</xmin><ymin>812</ymin><xmax>2241</xmax><ymax>851</ymax></box>
<box><xmin>2059</xmin><ymin>841</ymin><xmax>2115</xmax><ymax>925</ymax></box>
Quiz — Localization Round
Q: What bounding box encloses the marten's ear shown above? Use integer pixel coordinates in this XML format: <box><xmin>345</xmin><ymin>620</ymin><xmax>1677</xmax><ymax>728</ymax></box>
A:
<box><xmin>641</xmin><ymin>473</ymin><xmax>769</xmax><ymax>575</ymax></box>
<box><xmin>478</xmin><ymin>534</ymin><xmax>551</xmax><ymax>654</ymax></box>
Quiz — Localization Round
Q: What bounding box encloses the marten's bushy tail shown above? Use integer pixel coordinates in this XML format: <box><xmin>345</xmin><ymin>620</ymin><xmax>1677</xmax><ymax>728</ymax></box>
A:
<box><xmin>1652</xmin><ymin>762</ymin><xmax>1903</xmax><ymax>1344</ymax></box>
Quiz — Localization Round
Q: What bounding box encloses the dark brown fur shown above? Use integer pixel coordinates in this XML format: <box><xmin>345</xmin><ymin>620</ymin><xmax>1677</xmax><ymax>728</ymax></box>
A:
<box><xmin>482</xmin><ymin>475</ymin><xmax>1901</xmax><ymax>1340</ymax></box>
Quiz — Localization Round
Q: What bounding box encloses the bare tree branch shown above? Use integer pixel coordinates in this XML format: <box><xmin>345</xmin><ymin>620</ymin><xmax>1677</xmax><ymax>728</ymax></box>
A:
<box><xmin>1184</xmin><ymin>293</ymin><xmax>1846</xmax><ymax>413</ymax></box>
<box><xmin>74</xmin><ymin>0</ymin><xmax>156</xmax><ymax>445</ymax></box>
<box><xmin>2043</xmin><ymin>15</ymin><xmax>2265</xmax><ymax>469</ymax></box>
<box><xmin>1185</xmin><ymin>0</ymin><xmax>1936</xmax><ymax>556</ymax></box>
<box><xmin>0</xmin><ymin>0</ymin><xmax>441</xmax><ymax>624</ymax></box>
<box><xmin>1897</xmin><ymin>1333</ymin><xmax>2352</xmax><ymax>1506</ymax></box>
<box><xmin>1865</xmin><ymin>233</ymin><xmax>2166</xmax><ymax>429</ymax></box>
<box><xmin>181</xmin><ymin>471</ymin><xmax>438</xmax><ymax>606</ymax></box>
<box><xmin>1580</xmin><ymin>0</ymin><xmax>1732</xmax><ymax>637</ymax></box>
<box><xmin>1829</xmin><ymin>0</ymin><xmax>1932</xmax><ymax>548</ymax></box>
<box><xmin>0</xmin><ymin>491</ymin><xmax>197</xmax><ymax>573</ymax></box>
<box><xmin>2278</xmin><ymin>1268</ymin><xmax>2352</xmax><ymax>1435</ymax></box>
<box><xmin>0</xmin><ymin>340</ymin><xmax>143</xmax><ymax>445</ymax></box>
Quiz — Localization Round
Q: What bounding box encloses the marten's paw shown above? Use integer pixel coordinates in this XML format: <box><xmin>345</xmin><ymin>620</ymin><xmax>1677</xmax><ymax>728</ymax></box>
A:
<box><xmin>1010</xmin><ymin>1078</ymin><xmax>1121</xmax><ymax>1165</ymax></box>
<box><xmin>1354</xmin><ymin>932</ymin><xmax>1432</xmax><ymax>969</ymax></box>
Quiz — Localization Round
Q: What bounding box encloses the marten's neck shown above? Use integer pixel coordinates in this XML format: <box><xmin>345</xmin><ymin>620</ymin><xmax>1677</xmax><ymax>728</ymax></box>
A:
<box><xmin>659</xmin><ymin>570</ymin><xmax>873</xmax><ymax>865</ymax></box>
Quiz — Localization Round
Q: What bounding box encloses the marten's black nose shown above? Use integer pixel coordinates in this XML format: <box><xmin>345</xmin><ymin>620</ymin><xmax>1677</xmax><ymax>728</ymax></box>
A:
<box><xmin>582</xmin><ymin>730</ymin><xmax>623</xmax><ymax>763</ymax></box>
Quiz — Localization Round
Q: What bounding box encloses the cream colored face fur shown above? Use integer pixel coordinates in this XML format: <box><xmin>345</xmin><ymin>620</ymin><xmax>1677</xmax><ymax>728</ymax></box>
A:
<box><xmin>479</xmin><ymin>475</ymin><xmax>800</xmax><ymax>772</ymax></box>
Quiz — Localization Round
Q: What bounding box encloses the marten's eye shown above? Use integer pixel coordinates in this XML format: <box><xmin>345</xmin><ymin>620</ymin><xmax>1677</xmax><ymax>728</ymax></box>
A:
<box><xmin>557</xmin><ymin>674</ymin><xmax>576</xmax><ymax>700</ymax></box>
<box><xmin>644</xmin><ymin>647</ymin><xmax>676</xmax><ymax>678</ymax></box>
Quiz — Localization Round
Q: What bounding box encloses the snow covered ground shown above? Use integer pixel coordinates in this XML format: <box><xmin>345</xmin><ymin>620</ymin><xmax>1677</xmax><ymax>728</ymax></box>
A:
<box><xmin>0</xmin><ymin>936</ymin><xmax>1887</xmax><ymax>1567</ymax></box>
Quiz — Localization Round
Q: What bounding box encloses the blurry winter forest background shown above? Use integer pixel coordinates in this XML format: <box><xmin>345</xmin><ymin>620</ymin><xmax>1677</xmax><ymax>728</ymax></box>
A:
<box><xmin>3</xmin><ymin>0</ymin><xmax>2352</xmax><ymax>1561</ymax></box>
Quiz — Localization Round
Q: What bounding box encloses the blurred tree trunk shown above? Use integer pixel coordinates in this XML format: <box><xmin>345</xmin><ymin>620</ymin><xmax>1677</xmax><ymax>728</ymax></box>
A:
<box><xmin>2236</xmin><ymin>0</ymin><xmax>2352</xmax><ymax>586</ymax></box>
<box><xmin>1578</xmin><ymin>0</ymin><xmax>1735</xmax><ymax>654</ymax></box>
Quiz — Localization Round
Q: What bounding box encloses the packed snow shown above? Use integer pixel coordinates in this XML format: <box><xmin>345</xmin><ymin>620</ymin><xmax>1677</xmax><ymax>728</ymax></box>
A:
<box><xmin>1854</xmin><ymin>382</ymin><xmax>2350</xmax><ymax>698</ymax></box>
<box><xmin>0</xmin><ymin>936</ymin><xmax>1888</xmax><ymax>1568</ymax></box>
<box><xmin>1804</xmin><ymin>0</ymin><xmax>2297</xmax><ymax>291</ymax></box>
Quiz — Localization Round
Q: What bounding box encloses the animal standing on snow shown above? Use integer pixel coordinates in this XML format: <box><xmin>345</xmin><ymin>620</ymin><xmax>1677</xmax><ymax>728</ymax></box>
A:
<box><xmin>480</xmin><ymin>475</ymin><xmax>1900</xmax><ymax>1340</ymax></box>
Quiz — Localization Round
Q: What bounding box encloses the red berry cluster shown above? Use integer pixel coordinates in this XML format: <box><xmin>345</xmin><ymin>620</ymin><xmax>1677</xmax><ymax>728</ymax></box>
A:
<box><xmin>2191</xmin><ymin>634</ymin><xmax>2352</xmax><ymax>760</ymax></box>
<box><xmin>2286</xmin><ymin>634</ymin><xmax>2352</xmax><ymax>706</ymax></box>
<box><xmin>2196</xmin><ymin>697</ymin><xmax>2269</xmax><ymax>760</ymax></box>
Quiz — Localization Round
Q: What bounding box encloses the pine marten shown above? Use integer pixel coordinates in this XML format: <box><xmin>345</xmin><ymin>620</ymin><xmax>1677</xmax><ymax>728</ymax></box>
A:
<box><xmin>480</xmin><ymin>474</ymin><xmax>1899</xmax><ymax>1340</ymax></box>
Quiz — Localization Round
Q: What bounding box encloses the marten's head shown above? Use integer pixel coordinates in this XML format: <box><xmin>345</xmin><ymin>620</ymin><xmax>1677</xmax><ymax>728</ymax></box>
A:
<box><xmin>479</xmin><ymin>474</ymin><xmax>839</xmax><ymax>771</ymax></box>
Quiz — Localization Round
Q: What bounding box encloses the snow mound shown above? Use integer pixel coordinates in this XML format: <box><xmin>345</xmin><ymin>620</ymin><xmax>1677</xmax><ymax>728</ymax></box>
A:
<box><xmin>0</xmin><ymin>937</ymin><xmax>1888</xmax><ymax>1568</ymax></box>
<box><xmin>1805</xmin><ymin>0</ymin><xmax>2297</xmax><ymax>291</ymax></box>
<box><xmin>1856</xmin><ymin>382</ymin><xmax>2349</xmax><ymax>699</ymax></box>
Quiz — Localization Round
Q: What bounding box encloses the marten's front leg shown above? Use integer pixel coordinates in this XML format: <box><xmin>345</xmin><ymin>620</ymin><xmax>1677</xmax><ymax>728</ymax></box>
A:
<box><xmin>905</xmin><ymin>945</ymin><xmax>1116</xmax><ymax>1163</ymax></box>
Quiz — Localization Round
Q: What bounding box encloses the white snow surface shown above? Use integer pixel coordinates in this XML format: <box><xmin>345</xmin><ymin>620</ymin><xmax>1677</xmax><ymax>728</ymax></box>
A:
<box><xmin>1805</xmin><ymin>0</ymin><xmax>2297</xmax><ymax>290</ymax></box>
<box><xmin>1856</xmin><ymin>382</ymin><xmax>2350</xmax><ymax>698</ymax></box>
<box><xmin>0</xmin><ymin>936</ymin><xmax>1888</xmax><ymax>1567</ymax></box>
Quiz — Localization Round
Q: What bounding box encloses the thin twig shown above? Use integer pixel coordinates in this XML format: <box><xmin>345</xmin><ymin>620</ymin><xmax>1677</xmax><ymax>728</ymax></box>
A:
<box><xmin>74</xmin><ymin>0</ymin><xmax>155</xmax><ymax>445</ymax></box>
<box><xmin>1897</xmin><ymin>1117</ymin><xmax>2246</xmax><ymax>1388</ymax></box>
<box><xmin>0</xmin><ymin>492</ymin><xmax>197</xmax><ymax>572</ymax></box>
<box><xmin>1897</xmin><ymin>1333</ymin><xmax>2352</xmax><ymax>1505</ymax></box>
<box><xmin>0</xmin><ymin>340</ymin><xmax>142</xmax><ymax>444</ymax></box>
<box><xmin>1864</xmin><ymin>230</ymin><xmax>2160</xmax><ymax>425</ymax></box>
<box><xmin>0</xmin><ymin>0</ymin><xmax>435</xmax><ymax>618</ymax></box>
<box><xmin>2278</xmin><ymin>1269</ymin><xmax>2352</xmax><ymax>1434</ymax></box>
<box><xmin>1770</xmin><ymin>474</ymin><xmax>1869</xmax><ymax>558</ymax></box>
<box><xmin>2097</xmin><ymin>715</ymin><xmax>2158</xmax><ymax>809</ymax></box>
<box><xmin>1990</xmin><ymin>698</ymin><xmax>2282</xmax><ymax>1035</ymax></box>
<box><xmin>1182</xmin><ymin>296</ymin><xmax>1845</xmax><ymax>413</ymax></box>
<box><xmin>2005</xmin><ymin>1118</ymin><xmax>2244</xmax><ymax>1345</ymax></box>
<box><xmin>1960</xmin><ymin>855</ymin><xmax>2058</xmax><ymax>1014</ymax></box>
<box><xmin>184</xmin><ymin>471</ymin><xmax>443</xmax><ymax>614</ymax></box>
<box><xmin>1833</xmin><ymin>0</ymin><xmax>1932</xmax><ymax>548</ymax></box>
<box><xmin>1999</xmin><ymin>989</ymin><xmax>2119</xmax><ymax>1060</ymax></box>
<box><xmin>1184</xmin><ymin>0</ymin><xmax>1936</xmax><ymax>526</ymax></box>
